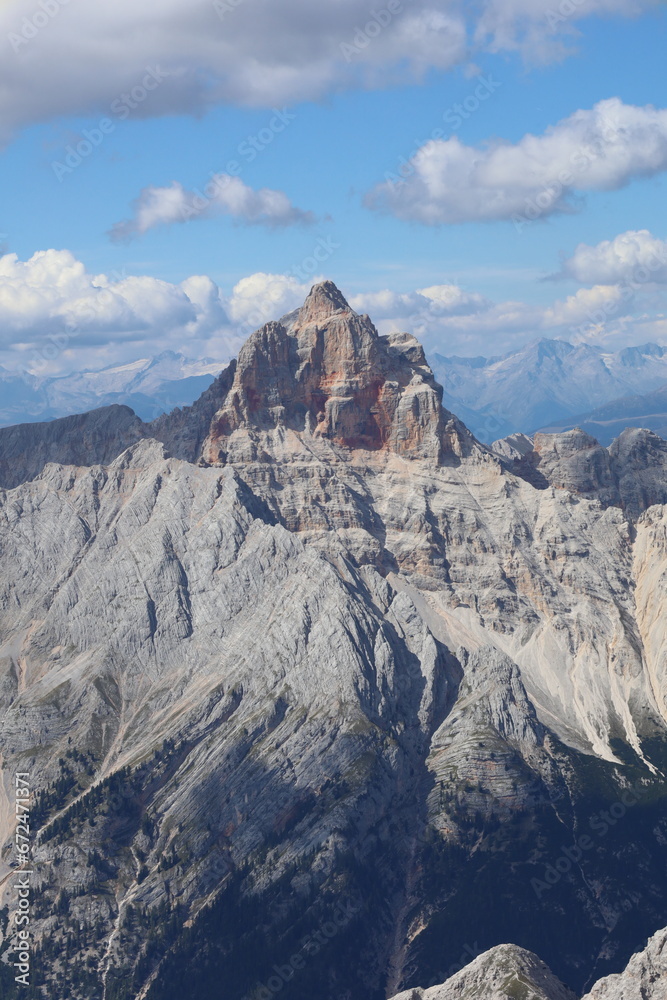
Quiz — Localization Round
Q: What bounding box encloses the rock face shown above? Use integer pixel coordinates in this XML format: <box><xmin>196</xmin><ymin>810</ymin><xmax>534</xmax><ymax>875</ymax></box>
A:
<box><xmin>582</xmin><ymin>927</ymin><xmax>667</xmax><ymax>1000</ymax></box>
<box><xmin>494</xmin><ymin>427</ymin><xmax>667</xmax><ymax>518</ymax></box>
<box><xmin>391</xmin><ymin>943</ymin><xmax>576</xmax><ymax>1000</ymax></box>
<box><xmin>390</xmin><ymin>928</ymin><xmax>667</xmax><ymax>1000</ymax></box>
<box><xmin>0</xmin><ymin>404</ymin><xmax>145</xmax><ymax>489</ymax></box>
<box><xmin>199</xmin><ymin>280</ymin><xmax>475</xmax><ymax>465</ymax></box>
<box><xmin>1</xmin><ymin>284</ymin><xmax>667</xmax><ymax>1000</ymax></box>
<box><xmin>491</xmin><ymin>431</ymin><xmax>534</xmax><ymax>462</ymax></box>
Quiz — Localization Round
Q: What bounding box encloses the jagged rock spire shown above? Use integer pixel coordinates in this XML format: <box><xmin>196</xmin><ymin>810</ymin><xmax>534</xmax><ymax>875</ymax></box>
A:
<box><xmin>293</xmin><ymin>280</ymin><xmax>353</xmax><ymax>328</ymax></box>
<box><xmin>197</xmin><ymin>281</ymin><xmax>475</xmax><ymax>465</ymax></box>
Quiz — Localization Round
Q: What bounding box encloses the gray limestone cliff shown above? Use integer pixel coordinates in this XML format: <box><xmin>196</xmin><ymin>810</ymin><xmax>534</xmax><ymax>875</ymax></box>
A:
<box><xmin>0</xmin><ymin>284</ymin><xmax>667</xmax><ymax>1000</ymax></box>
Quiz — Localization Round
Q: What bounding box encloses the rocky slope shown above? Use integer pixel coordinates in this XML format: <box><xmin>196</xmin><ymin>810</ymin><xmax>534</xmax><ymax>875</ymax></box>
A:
<box><xmin>582</xmin><ymin>927</ymin><xmax>667</xmax><ymax>1000</ymax></box>
<box><xmin>0</xmin><ymin>283</ymin><xmax>667</xmax><ymax>1000</ymax></box>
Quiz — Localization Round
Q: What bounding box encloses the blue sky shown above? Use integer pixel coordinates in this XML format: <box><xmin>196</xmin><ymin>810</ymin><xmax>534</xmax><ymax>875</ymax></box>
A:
<box><xmin>0</xmin><ymin>0</ymin><xmax>666</xmax><ymax>373</ymax></box>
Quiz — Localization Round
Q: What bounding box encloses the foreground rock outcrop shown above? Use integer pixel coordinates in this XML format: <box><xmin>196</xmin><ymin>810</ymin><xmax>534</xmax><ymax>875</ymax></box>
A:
<box><xmin>392</xmin><ymin>943</ymin><xmax>576</xmax><ymax>1000</ymax></box>
<box><xmin>494</xmin><ymin>426</ymin><xmax>667</xmax><ymax>518</ymax></box>
<box><xmin>1</xmin><ymin>283</ymin><xmax>667</xmax><ymax>1000</ymax></box>
<box><xmin>582</xmin><ymin>927</ymin><xmax>667</xmax><ymax>1000</ymax></box>
<box><xmin>390</xmin><ymin>928</ymin><xmax>667</xmax><ymax>1000</ymax></box>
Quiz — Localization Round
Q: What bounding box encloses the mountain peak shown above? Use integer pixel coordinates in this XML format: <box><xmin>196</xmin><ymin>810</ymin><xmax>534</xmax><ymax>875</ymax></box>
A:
<box><xmin>392</xmin><ymin>944</ymin><xmax>576</xmax><ymax>1000</ymax></box>
<box><xmin>294</xmin><ymin>279</ymin><xmax>353</xmax><ymax>328</ymax></box>
<box><xmin>192</xmin><ymin>282</ymin><xmax>474</xmax><ymax>465</ymax></box>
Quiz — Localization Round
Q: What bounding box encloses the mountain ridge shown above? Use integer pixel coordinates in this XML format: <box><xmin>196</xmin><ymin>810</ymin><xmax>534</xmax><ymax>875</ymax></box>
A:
<box><xmin>540</xmin><ymin>383</ymin><xmax>667</xmax><ymax>445</ymax></box>
<box><xmin>388</xmin><ymin>927</ymin><xmax>667</xmax><ymax>1000</ymax></box>
<box><xmin>1</xmin><ymin>282</ymin><xmax>667</xmax><ymax>1000</ymax></box>
<box><xmin>431</xmin><ymin>339</ymin><xmax>667</xmax><ymax>442</ymax></box>
<box><xmin>0</xmin><ymin>351</ymin><xmax>225</xmax><ymax>428</ymax></box>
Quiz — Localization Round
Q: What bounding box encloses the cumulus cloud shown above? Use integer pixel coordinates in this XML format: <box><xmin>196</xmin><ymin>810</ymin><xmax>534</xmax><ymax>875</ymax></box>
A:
<box><xmin>555</xmin><ymin>229</ymin><xmax>667</xmax><ymax>284</ymax></box>
<box><xmin>352</xmin><ymin>284</ymin><xmax>542</xmax><ymax>354</ymax></box>
<box><xmin>347</xmin><ymin>277</ymin><xmax>665</xmax><ymax>356</ymax></box>
<box><xmin>0</xmin><ymin>0</ymin><xmax>660</xmax><ymax>143</ymax></box>
<box><xmin>2</xmin><ymin>248</ymin><xmax>666</xmax><ymax>375</ymax></box>
<box><xmin>0</xmin><ymin>250</ymin><xmax>323</xmax><ymax>373</ymax></box>
<box><xmin>109</xmin><ymin>176</ymin><xmax>316</xmax><ymax>241</ymax></box>
<box><xmin>349</xmin><ymin>285</ymin><xmax>491</xmax><ymax>326</ymax></box>
<box><xmin>0</xmin><ymin>250</ymin><xmax>207</xmax><ymax>340</ymax></box>
<box><xmin>225</xmin><ymin>272</ymin><xmax>314</xmax><ymax>331</ymax></box>
<box><xmin>0</xmin><ymin>249</ymin><xmax>244</xmax><ymax>372</ymax></box>
<box><xmin>542</xmin><ymin>284</ymin><xmax>631</xmax><ymax>328</ymax></box>
<box><xmin>366</xmin><ymin>98</ymin><xmax>667</xmax><ymax>225</ymax></box>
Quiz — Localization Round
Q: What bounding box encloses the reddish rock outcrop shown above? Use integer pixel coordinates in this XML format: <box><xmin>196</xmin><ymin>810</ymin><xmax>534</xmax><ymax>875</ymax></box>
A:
<box><xmin>200</xmin><ymin>281</ymin><xmax>475</xmax><ymax>465</ymax></box>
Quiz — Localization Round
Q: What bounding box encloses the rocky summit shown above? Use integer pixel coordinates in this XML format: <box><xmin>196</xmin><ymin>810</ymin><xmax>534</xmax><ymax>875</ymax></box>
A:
<box><xmin>390</xmin><ymin>943</ymin><xmax>577</xmax><ymax>1000</ymax></box>
<box><xmin>1</xmin><ymin>283</ymin><xmax>667</xmax><ymax>1000</ymax></box>
<box><xmin>389</xmin><ymin>929</ymin><xmax>667</xmax><ymax>1000</ymax></box>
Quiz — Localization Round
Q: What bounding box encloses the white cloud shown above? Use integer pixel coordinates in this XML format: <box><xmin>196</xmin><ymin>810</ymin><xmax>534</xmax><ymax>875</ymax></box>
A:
<box><xmin>475</xmin><ymin>0</ymin><xmax>659</xmax><ymax>64</ymax></box>
<box><xmin>0</xmin><ymin>250</ymin><xmax>201</xmax><ymax>340</ymax></box>
<box><xmin>2</xmin><ymin>248</ymin><xmax>666</xmax><ymax>376</ymax></box>
<box><xmin>556</xmin><ymin>229</ymin><xmax>667</xmax><ymax>284</ymax></box>
<box><xmin>0</xmin><ymin>1</ymin><xmax>660</xmax><ymax>142</ymax></box>
<box><xmin>542</xmin><ymin>284</ymin><xmax>631</xmax><ymax>328</ymax></box>
<box><xmin>0</xmin><ymin>0</ymin><xmax>467</xmax><ymax>144</ymax></box>
<box><xmin>366</xmin><ymin>98</ymin><xmax>667</xmax><ymax>225</ymax></box>
<box><xmin>226</xmin><ymin>272</ymin><xmax>314</xmax><ymax>330</ymax></box>
<box><xmin>350</xmin><ymin>285</ymin><xmax>491</xmax><ymax>324</ymax></box>
<box><xmin>0</xmin><ymin>251</ymin><xmax>323</xmax><ymax>374</ymax></box>
<box><xmin>353</xmin><ymin>285</ymin><xmax>542</xmax><ymax>354</ymax></box>
<box><xmin>0</xmin><ymin>249</ymin><xmax>246</xmax><ymax>372</ymax></box>
<box><xmin>347</xmin><ymin>277</ymin><xmax>665</xmax><ymax>356</ymax></box>
<box><xmin>110</xmin><ymin>176</ymin><xmax>316</xmax><ymax>241</ymax></box>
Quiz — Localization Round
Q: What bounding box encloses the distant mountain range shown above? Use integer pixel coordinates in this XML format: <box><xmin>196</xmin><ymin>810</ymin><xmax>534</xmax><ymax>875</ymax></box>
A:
<box><xmin>5</xmin><ymin>341</ymin><xmax>667</xmax><ymax>448</ymax></box>
<box><xmin>0</xmin><ymin>351</ymin><xmax>224</xmax><ymax>427</ymax></box>
<box><xmin>540</xmin><ymin>383</ymin><xmax>667</xmax><ymax>445</ymax></box>
<box><xmin>430</xmin><ymin>340</ymin><xmax>667</xmax><ymax>442</ymax></box>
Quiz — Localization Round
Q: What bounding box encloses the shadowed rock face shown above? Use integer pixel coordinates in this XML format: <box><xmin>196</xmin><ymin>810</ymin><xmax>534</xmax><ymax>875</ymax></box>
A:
<box><xmin>0</xmin><ymin>404</ymin><xmax>145</xmax><ymax>490</ymax></box>
<box><xmin>582</xmin><ymin>927</ymin><xmax>667</xmax><ymax>1000</ymax></box>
